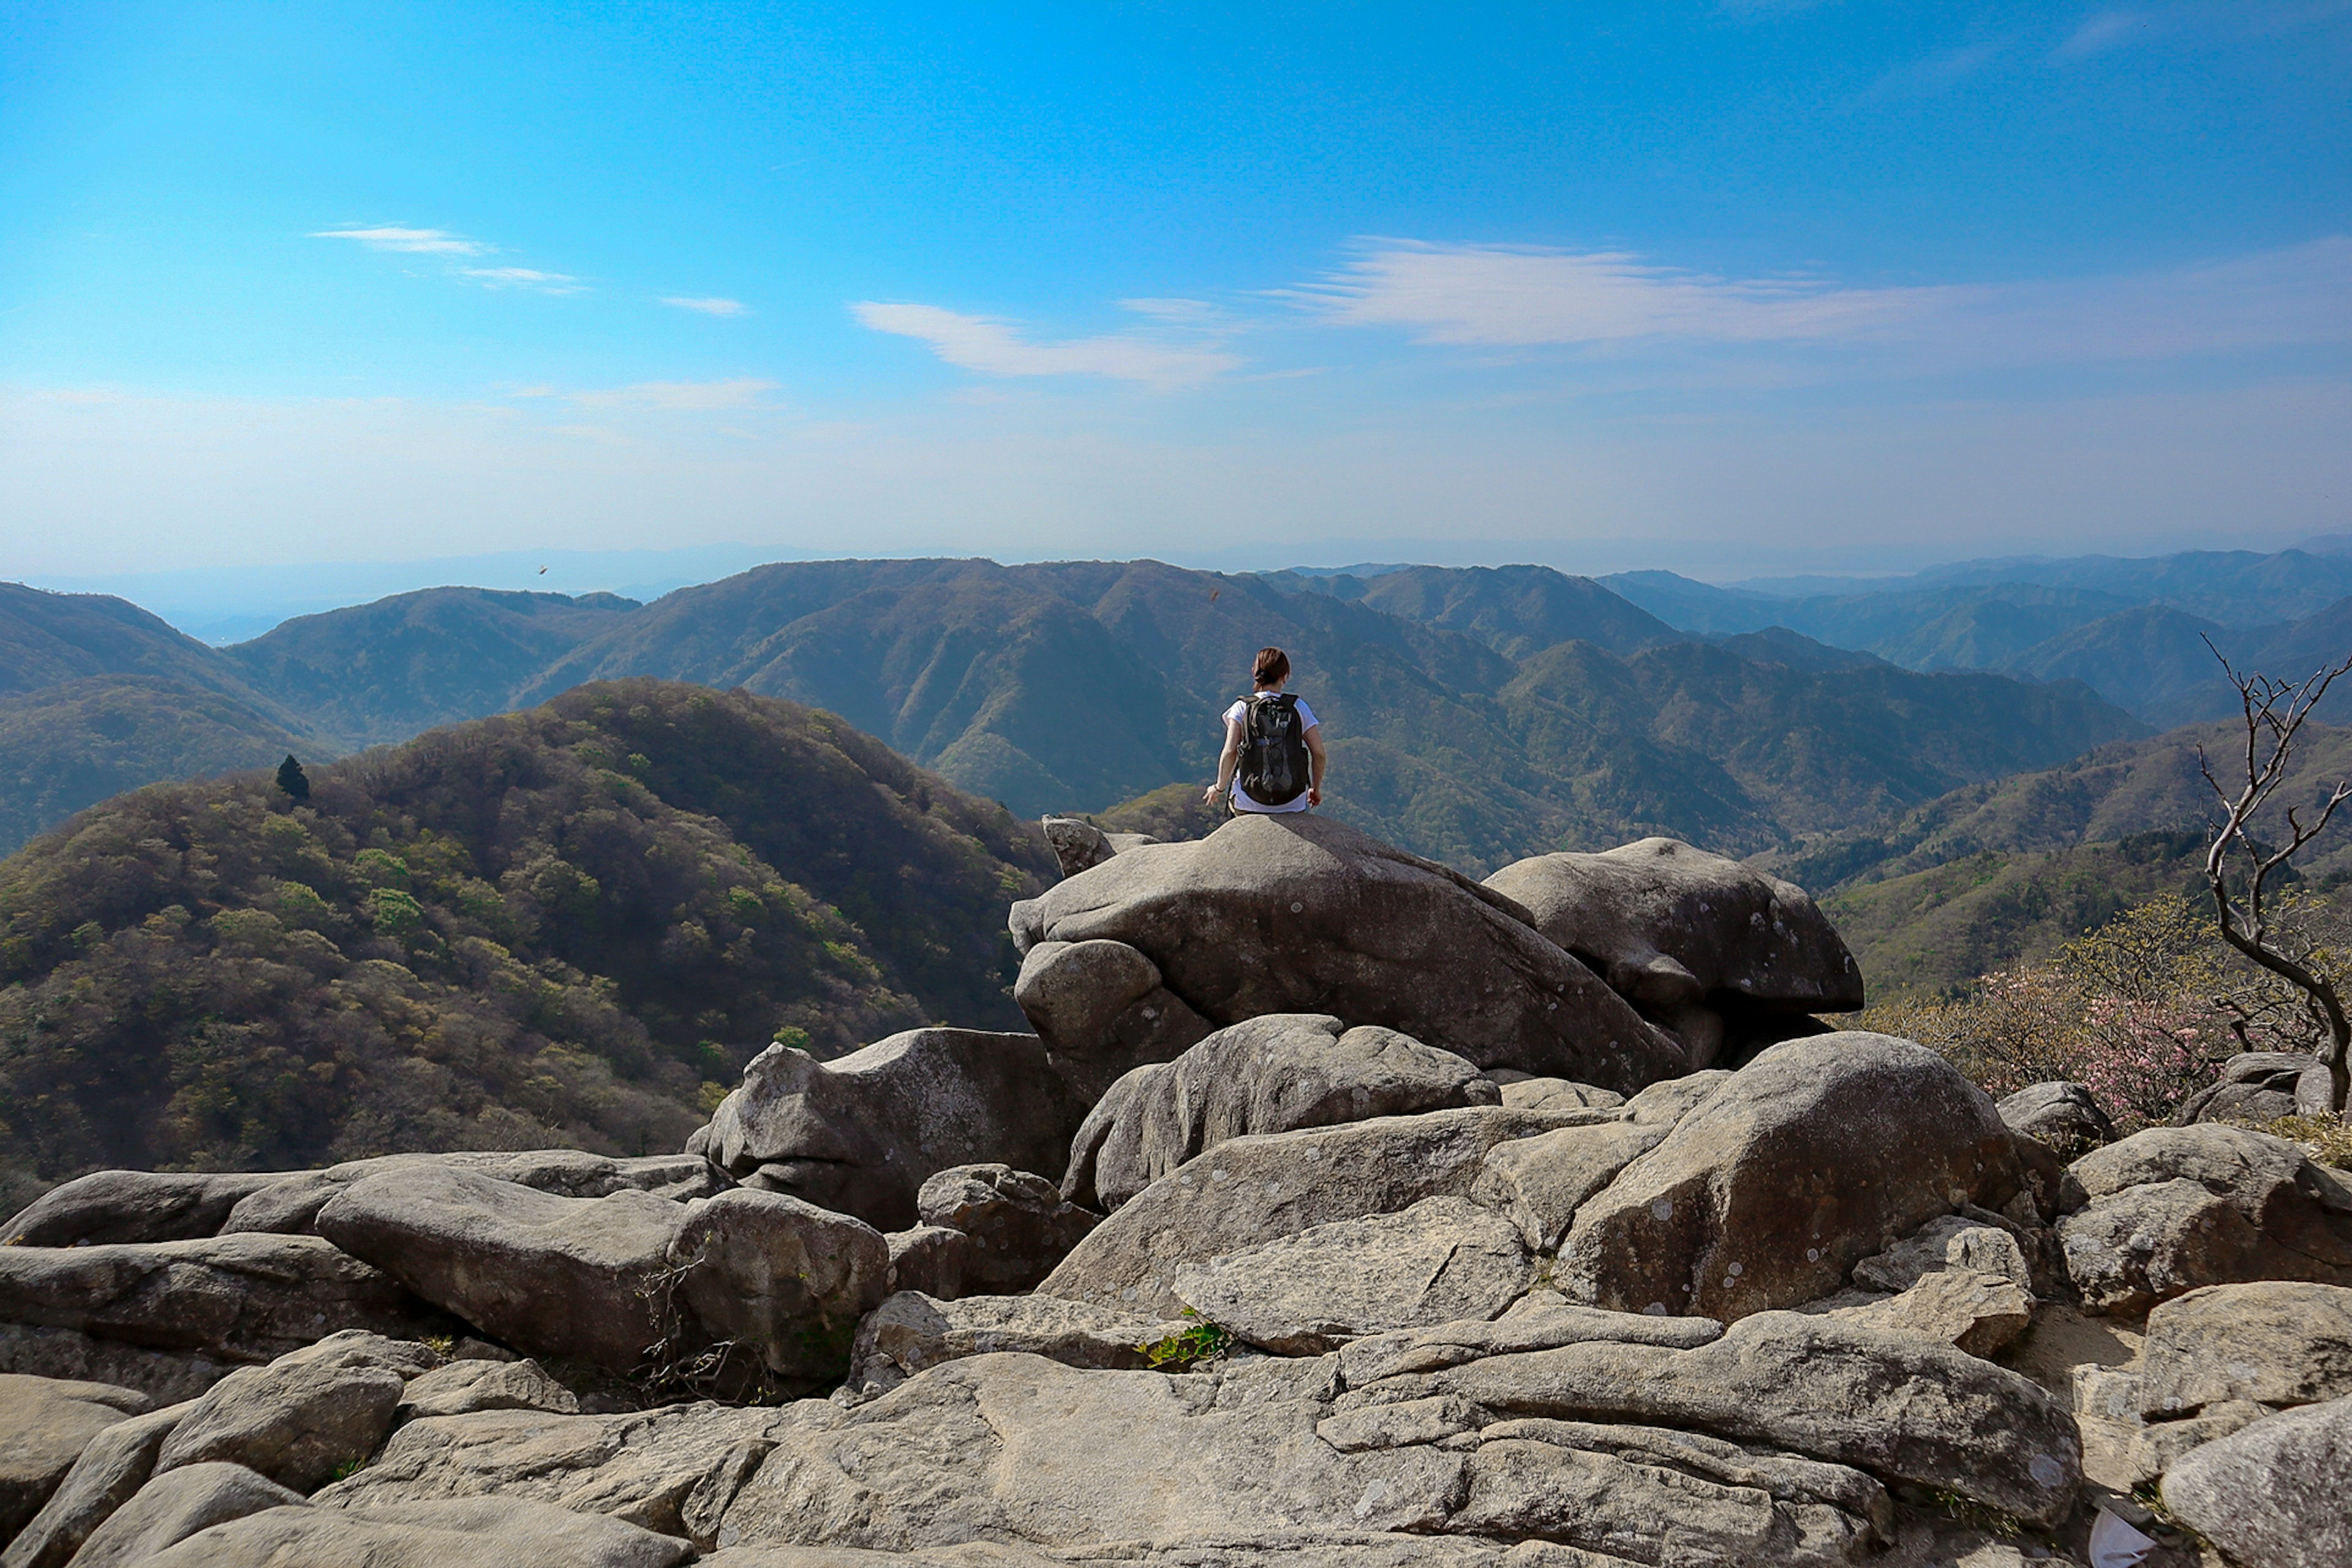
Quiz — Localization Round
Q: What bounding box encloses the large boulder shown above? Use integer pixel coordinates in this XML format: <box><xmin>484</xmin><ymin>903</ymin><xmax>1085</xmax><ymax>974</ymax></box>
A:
<box><xmin>0</xmin><ymin>1400</ymin><xmax>186</xmax><ymax>1568</ymax></box>
<box><xmin>151</xmin><ymin>1335</ymin><xmax>423</xmax><ymax>1493</ymax></box>
<box><xmin>1556</xmin><ymin>1033</ymin><xmax>2026</xmax><ymax>1321</ymax></box>
<box><xmin>2057</xmin><ymin>1124</ymin><xmax>2352</xmax><ymax>1313</ymax></box>
<box><xmin>1996</xmin><ymin>1082</ymin><xmax>2116</xmax><ymax>1161</ymax></box>
<box><xmin>1010</xmin><ymin>940</ymin><xmax>1215</xmax><ymax>1104</ymax></box>
<box><xmin>1483</xmin><ymin>837</ymin><xmax>1863</xmax><ymax>1066</ymax></box>
<box><xmin>1039</xmin><ymin>1106</ymin><xmax>1593</xmax><ymax>1317</ymax></box>
<box><xmin>1007</xmin><ymin>813</ymin><xmax>1688</xmax><ymax>1092</ymax></box>
<box><xmin>223</xmin><ymin>1151</ymin><xmax>724</xmax><ymax>1237</ymax></box>
<box><xmin>1172</xmin><ymin>1197</ymin><xmax>1531</xmax><ymax>1355</ymax></box>
<box><xmin>1063</xmin><ymin>1015</ymin><xmax>1498</xmax><ymax>1212</ymax></box>
<box><xmin>2138</xmin><ymin>1281</ymin><xmax>2352</xmax><ymax>1416</ymax></box>
<box><xmin>318</xmin><ymin>1169</ymin><xmax>887</xmax><ymax>1383</ymax></box>
<box><xmin>705</xmin><ymin>1030</ymin><xmax>1088</xmax><ymax>1231</ymax></box>
<box><xmin>2162</xmin><ymin>1395</ymin><xmax>2352</xmax><ymax>1568</ymax></box>
<box><xmin>0</xmin><ymin>1234</ymin><xmax>454</xmax><ymax>1401</ymax></box>
<box><xmin>1</xmin><ymin>1172</ymin><xmax>308</xmax><ymax>1248</ymax></box>
<box><xmin>0</xmin><ymin>1375</ymin><xmax>149</xmax><ymax>1545</ymax></box>
<box><xmin>2173</xmin><ymin>1050</ymin><xmax>2335</xmax><ymax>1126</ymax></box>
<box><xmin>911</xmin><ymin>1167</ymin><xmax>1096</xmax><ymax>1295</ymax></box>
<box><xmin>64</xmin><ymin>1461</ymin><xmax>304</xmax><ymax>1568</ymax></box>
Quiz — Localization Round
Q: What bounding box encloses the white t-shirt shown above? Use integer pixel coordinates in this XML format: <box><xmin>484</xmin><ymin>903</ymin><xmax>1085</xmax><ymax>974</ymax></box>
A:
<box><xmin>1223</xmin><ymin>693</ymin><xmax>1320</xmax><ymax>813</ymax></box>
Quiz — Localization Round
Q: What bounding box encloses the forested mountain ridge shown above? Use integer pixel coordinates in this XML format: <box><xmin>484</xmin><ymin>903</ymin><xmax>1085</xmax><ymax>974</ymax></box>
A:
<box><xmin>0</xmin><ymin>559</ymin><xmax>2147</xmax><ymax>872</ymax></box>
<box><xmin>0</xmin><ymin>680</ymin><xmax>1052</xmax><ymax>1206</ymax></box>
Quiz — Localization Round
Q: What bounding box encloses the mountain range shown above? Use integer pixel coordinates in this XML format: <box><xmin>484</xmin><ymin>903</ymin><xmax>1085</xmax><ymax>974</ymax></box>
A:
<box><xmin>0</xmin><ymin>560</ymin><xmax>2146</xmax><ymax>873</ymax></box>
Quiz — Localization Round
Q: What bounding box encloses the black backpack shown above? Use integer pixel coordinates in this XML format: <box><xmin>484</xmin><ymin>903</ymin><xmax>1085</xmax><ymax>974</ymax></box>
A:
<box><xmin>1237</xmin><ymin>693</ymin><xmax>1310</xmax><ymax>807</ymax></box>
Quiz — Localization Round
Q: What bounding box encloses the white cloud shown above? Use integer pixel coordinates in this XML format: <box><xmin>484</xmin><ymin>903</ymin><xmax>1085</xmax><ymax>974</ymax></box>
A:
<box><xmin>311</xmin><ymin>226</ymin><xmax>489</xmax><ymax>255</ymax></box>
<box><xmin>2055</xmin><ymin>11</ymin><xmax>2149</xmax><ymax>56</ymax></box>
<box><xmin>565</xmin><ymin>378</ymin><xmax>778</xmax><ymax>410</ymax></box>
<box><xmin>663</xmin><ymin>296</ymin><xmax>749</xmax><ymax>316</ymax></box>
<box><xmin>462</xmin><ymin>267</ymin><xmax>585</xmax><ymax>295</ymax></box>
<box><xmin>1284</xmin><ymin>242</ymin><xmax>1954</xmax><ymax>347</ymax></box>
<box><xmin>852</xmin><ymin>302</ymin><xmax>1241</xmax><ymax>388</ymax></box>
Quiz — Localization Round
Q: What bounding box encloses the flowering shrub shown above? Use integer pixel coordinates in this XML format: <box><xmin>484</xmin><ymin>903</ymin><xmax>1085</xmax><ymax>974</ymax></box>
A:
<box><xmin>1860</xmin><ymin>893</ymin><xmax>2339</xmax><ymax>1132</ymax></box>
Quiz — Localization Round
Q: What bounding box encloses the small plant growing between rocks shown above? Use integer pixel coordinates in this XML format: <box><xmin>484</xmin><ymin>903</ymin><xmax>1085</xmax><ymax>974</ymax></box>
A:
<box><xmin>1136</xmin><ymin>1310</ymin><xmax>1232</xmax><ymax>1370</ymax></box>
<box><xmin>329</xmin><ymin>1456</ymin><xmax>368</xmax><ymax>1483</ymax></box>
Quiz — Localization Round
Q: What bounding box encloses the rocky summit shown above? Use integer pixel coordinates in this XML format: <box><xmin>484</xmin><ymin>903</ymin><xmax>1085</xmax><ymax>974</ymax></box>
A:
<box><xmin>1</xmin><ymin>816</ymin><xmax>2345</xmax><ymax>1568</ymax></box>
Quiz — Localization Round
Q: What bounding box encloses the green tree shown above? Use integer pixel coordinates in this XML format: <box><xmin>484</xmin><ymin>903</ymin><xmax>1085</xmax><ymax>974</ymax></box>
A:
<box><xmin>275</xmin><ymin>755</ymin><xmax>310</xmax><ymax>802</ymax></box>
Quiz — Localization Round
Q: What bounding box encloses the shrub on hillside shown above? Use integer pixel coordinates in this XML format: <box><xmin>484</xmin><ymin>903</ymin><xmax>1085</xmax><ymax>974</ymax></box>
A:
<box><xmin>1861</xmin><ymin>893</ymin><xmax>2345</xmax><ymax>1131</ymax></box>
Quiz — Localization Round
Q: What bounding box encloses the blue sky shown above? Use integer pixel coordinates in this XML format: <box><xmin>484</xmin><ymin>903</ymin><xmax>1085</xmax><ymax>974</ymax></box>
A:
<box><xmin>3</xmin><ymin>1</ymin><xmax>2349</xmax><ymax>596</ymax></box>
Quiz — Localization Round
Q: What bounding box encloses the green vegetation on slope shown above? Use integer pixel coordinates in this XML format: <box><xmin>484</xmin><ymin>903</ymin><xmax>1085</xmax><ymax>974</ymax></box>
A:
<box><xmin>0</xmin><ymin>677</ymin><xmax>303</xmax><ymax>857</ymax></box>
<box><xmin>0</xmin><ymin>679</ymin><xmax>1051</xmax><ymax>1201</ymax></box>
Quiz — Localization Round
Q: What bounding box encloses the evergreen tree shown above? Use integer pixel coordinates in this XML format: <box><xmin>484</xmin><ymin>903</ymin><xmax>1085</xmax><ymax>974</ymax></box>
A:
<box><xmin>275</xmin><ymin>754</ymin><xmax>310</xmax><ymax>802</ymax></box>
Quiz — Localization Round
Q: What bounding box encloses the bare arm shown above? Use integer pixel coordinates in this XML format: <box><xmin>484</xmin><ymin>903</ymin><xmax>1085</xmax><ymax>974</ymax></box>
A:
<box><xmin>1204</xmin><ymin>719</ymin><xmax>1244</xmax><ymax>804</ymax></box>
<box><xmin>1305</xmin><ymin>723</ymin><xmax>1327</xmax><ymax>807</ymax></box>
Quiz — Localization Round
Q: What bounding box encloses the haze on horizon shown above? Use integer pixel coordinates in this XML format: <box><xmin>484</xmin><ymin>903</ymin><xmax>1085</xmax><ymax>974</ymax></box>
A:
<box><xmin>3</xmin><ymin>1</ymin><xmax>2348</xmax><ymax>586</ymax></box>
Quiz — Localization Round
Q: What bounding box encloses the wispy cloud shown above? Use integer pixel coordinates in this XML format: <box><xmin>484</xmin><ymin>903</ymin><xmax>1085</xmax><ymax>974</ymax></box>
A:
<box><xmin>1284</xmin><ymin>242</ymin><xmax>1952</xmax><ymax>347</ymax></box>
<box><xmin>566</xmin><ymin>378</ymin><xmax>778</xmax><ymax>410</ymax></box>
<box><xmin>853</xmin><ymin>302</ymin><xmax>1241</xmax><ymax>388</ymax></box>
<box><xmin>2055</xmin><ymin>10</ymin><xmax>2149</xmax><ymax>56</ymax></box>
<box><xmin>1862</xmin><ymin>39</ymin><xmax>2008</xmax><ymax>98</ymax></box>
<box><xmin>663</xmin><ymin>296</ymin><xmax>749</xmax><ymax>316</ymax></box>
<box><xmin>311</xmin><ymin>226</ymin><xmax>488</xmax><ymax>255</ymax></box>
<box><xmin>462</xmin><ymin>267</ymin><xmax>584</xmax><ymax>295</ymax></box>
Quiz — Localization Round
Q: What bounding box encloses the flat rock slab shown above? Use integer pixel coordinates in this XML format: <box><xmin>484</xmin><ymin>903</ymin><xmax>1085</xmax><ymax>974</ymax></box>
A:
<box><xmin>67</xmin><ymin>1460</ymin><xmax>304</xmax><ymax>1568</ymax></box>
<box><xmin>0</xmin><ymin>1399</ymin><xmax>187</xmax><ymax>1568</ymax></box>
<box><xmin>0</xmin><ymin>1374</ymin><xmax>151</xmax><ymax>1544</ymax></box>
<box><xmin>1039</xmin><ymin>1106</ymin><xmax>1589</xmax><ymax>1317</ymax></box>
<box><xmin>400</xmin><ymin>1359</ymin><xmax>581</xmax><ymax>1420</ymax></box>
<box><xmin>2</xmin><ymin>1172</ymin><xmax>308</xmax><ymax>1248</ymax></box>
<box><xmin>2162</xmin><ymin>1395</ymin><xmax>2352</xmax><ymax>1568</ymax></box>
<box><xmin>1174</xmin><ymin>1197</ymin><xmax>1532</xmax><ymax>1354</ymax></box>
<box><xmin>132</xmin><ymin>1496</ymin><xmax>694</xmax><ymax>1568</ymax></box>
<box><xmin>1471</xmin><ymin>1120</ymin><xmax>1665</xmax><ymax>1250</ymax></box>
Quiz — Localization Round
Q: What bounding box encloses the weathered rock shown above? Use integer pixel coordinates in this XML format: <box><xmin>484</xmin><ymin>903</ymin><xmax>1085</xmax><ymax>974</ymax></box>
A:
<box><xmin>1496</xmin><ymin>1077</ymin><xmax>1624</xmax><ymax>1114</ymax></box>
<box><xmin>1008</xmin><ymin>813</ymin><xmax>1688</xmax><ymax>1091</ymax></box>
<box><xmin>668</xmin><ymin>1189</ymin><xmax>891</xmax><ymax>1385</ymax></box>
<box><xmin>318</xmin><ymin>1167</ymin><xmax>682</xmax><ymax>1371</ymax></box>
<box><xmin>66</xmin><ymin>1461</ymin><xmax>304</xmax><ymax>1568</ymax></box>
<box><xmin>883</xmin><ymin>1227</ymin><xmax>973</xmax><ymax>1300</ymax></box>
<box><xmin>0</xmin><ymin>1326</ymin><xmax>228</xmax><ymax>1408</ymax></box>
<box><xmin>1850</xmin><ymin>1213</ymin><xmax>2033</xmax><ymax>1295</ymax></box>
<box><xmin>2058</xmin><ymin>1125</ymin><xmax>2352</xmax><ymax>1313</ymax></box>
<box><xmin>845</xmin><ymin>1292</ymin><xmax>1186</xmax><ymax>1399</ymax></box>
<box><xmin>705</xmin><ymin>1030</ymin><xmax>1088</xmax><ymax>1231</ymax></box>
<box><xmin>314</xmin><ymin>1402</ymin><xmax>811</xmax><ymax>1550</ymax></box>
<box><xmin>1011</xmin><ymin>939</ymin><xmax>1213</xmax><ymax>1103</ymax></box>
<box><xmin>1040</xmin><ymin>815</ymin><xmax>1117</xmax><ymax>877</ymax></box>
<box><xmin>0</xmin><ymin>1400</ymin><xmax>186</xmax><ymax>1568</ymax></box>
<box><xmin>1174</xmin><ymin>1197</ymin><xmax>1532</xmax><ymax>1355</ymax></box>
<box><xmin>0</xmin><ymin>1374</ymin><xmax>149</xmax><ymax>1546</ymax></box>
<box><xmin>153</xmin><ymin>1341</ymin><xmax>409</xmax><ymax>1492</ymax></box>
<box><xmin>1039</xmin><ymin>1106</ymin><xmax>1591</xmax><ymax>1317</ymax></box>
<box><xmin>401</xmin><ymin>1359</ymin><xmax>580</xmax><ymax>1420</ymax></box>
<box><xmin>1384</xmin><ymin>1310</ymin><xmax>2081</xmax><ymax>1526</ymax></box>
<box><xmin>2173</xmin><ymin>1050</ymin><xmax>2334</xmax><ymax>1128</ymax></box>
<box><xmin>0</xmin><ymin>1234</ymin><xmax>452</xmax><ymax>1396</ymax></box>
<box><xmin>1619</xmin><ymin>1069</ymin><xmax>1732</xmax><ymax>1126</ymax></box>
<box><xmin>1483</xmin><ymin>837</ymin><xmax>1863</xmax><ymax>1067</ymax></box>
<box><xmin>1064</xmin><ymin>1015</ymin><xmax>1499</xmax><ymax>1211</ymax></box>
<box><xmin>718</xmin><ymin>1348</ymin><xmax>1891</xmax><ymax>1563</ymax></box>
<box><xmin>2139</xmin><ymin>1280</ymin><xmax>2352</xmax><ymax>1415</ymax></box>
<box><xmin>1336</xmin><ymin>1293</ymin><xmax>1725</xmax><ymax>1387</ymax></box>
<box><xmin>1806</xmin><ymin>1267</ymin><xmax>2035</xmax><ymax>1359</ymax></box>
<box><xmin>1471</xmin><ymin>1121</ymin><xmax>1667</xmax><ymax>1251</ymax></box>
<box><xmin>1</xmin><ymin>1172</ymin><xmax>307</xmax><ymax>1248</ymax></box>
<box><xmin>2124</xmin><ymin>1400</ymin><xmax>2265</xmax><ymax>1487</ymax></box>
<box><xmin>1557</xmin><ymin>1033</ymin><xmax>2025</xmax><ymax>1321</ymax></box>
<box><xmin>2162</xmin><ymin>1395</ymin><xmax>2352</xmax><ymax>1568</ymax></box>
<box><xmin>224</xmin><ymin>1150</ymin><xmax>728</xmax><ymax>1237</ymax></box>
<box><xmin>134</xmin><ymin>1496</ymin><xmax>695</xmax><ymax>1568</ymax></box>
<box><xmin>913</xmin><ymin>1166</ymin><xmax>1096</xmax><ymax>1295</ymax></box>
<box><xmin>1996</xmin><ymin>1082</ymin><xmax>2116</xmax><ymax>1161</ymax></box>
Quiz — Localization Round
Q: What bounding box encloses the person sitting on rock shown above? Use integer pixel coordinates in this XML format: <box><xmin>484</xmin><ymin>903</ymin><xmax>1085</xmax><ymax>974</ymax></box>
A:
<box><xmin>1204</xmin><ymin>646</ymin><xmax>1326</xmax><ymax>815</ymax></box>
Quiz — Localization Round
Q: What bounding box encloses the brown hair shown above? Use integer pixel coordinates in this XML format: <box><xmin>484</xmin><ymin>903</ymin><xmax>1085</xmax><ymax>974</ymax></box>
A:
<box><xmin>1252</xmin><ymin>647</ymin><xmax>1291</xmax><ymax>688</ymax></box>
